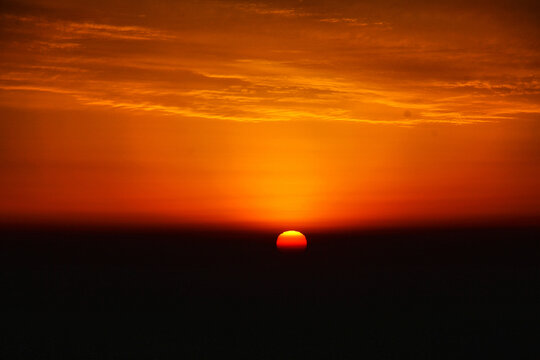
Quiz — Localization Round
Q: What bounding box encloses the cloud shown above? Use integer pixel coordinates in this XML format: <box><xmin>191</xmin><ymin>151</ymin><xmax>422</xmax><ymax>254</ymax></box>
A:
<box><xmin>235</xmin><ymin>3</ymin><xmax>300</xmax><ymax>17</ymax></box>
<box><xmin>2</xmin><ymin>14</ymin><xmax>175</xmax><ymax>41</ymax></box>
<box><xmin>0</xmin><ymin>0</ymin><xmax>539</xmax><ymax>126</ymax></box>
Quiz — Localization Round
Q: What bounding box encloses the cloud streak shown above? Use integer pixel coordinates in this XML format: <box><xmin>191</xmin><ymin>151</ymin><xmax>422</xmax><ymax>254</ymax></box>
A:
<box><xmin>1</xmin><ymin>1</ymin><xmax>539</xmax><ymax>126</ymax></box>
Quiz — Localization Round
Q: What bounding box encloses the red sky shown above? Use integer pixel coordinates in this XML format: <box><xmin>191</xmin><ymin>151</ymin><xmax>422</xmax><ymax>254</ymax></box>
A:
<box><xmin>1</xmin><ymin>0</ymin><xmax>539</xmax><ymax>230</ymax></box>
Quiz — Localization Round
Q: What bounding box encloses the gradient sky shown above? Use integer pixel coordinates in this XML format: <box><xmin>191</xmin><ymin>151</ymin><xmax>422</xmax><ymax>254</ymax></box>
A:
<box><xmin>1</xmin><ymin>0</ymin><xmax>539</xmax><ymax>230</ymax></box>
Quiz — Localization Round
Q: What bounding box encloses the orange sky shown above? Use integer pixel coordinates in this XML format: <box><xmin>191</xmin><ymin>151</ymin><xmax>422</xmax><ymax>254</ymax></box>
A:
<box><xmin>1</xmin><ymin>0</ymin><xmax>539</xmax><ymax>230</ymax></box>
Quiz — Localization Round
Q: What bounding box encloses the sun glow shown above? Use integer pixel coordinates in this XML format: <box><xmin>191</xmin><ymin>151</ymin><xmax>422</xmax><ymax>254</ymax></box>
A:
<box><xmin>0</xmin><ymin>0</ymin><xmax>539</xmax><ymax>229</ymax></box>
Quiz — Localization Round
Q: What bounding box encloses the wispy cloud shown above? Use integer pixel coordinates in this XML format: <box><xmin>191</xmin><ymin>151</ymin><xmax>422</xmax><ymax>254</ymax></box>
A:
<box><xmin>235</xmin><ymin>3</ymin><xmax>302</xmax><ymax>17</ymax></box>
<box><xmin>2</xmin><ymin>14</ymin><xmax>176</xmax><ymax>41</ymax></box>
<box><xmin>1</xmin><ymin>2</ymin><xmax>538</xmax><ymax>126</ymax></box>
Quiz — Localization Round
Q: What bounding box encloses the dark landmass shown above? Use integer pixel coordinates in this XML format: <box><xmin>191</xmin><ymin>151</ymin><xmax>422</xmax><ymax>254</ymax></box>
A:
<box><xmin>2</xmin><ymin>225</ymin><xmax>540</xmax><ymax>358</ymax></box>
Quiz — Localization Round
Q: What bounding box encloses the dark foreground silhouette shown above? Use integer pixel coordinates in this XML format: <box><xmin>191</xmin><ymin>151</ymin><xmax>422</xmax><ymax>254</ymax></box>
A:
<box><xmin>2</xmin><ymin>225</ymin><xmax>539</xmax><ymax>358</ymax></box>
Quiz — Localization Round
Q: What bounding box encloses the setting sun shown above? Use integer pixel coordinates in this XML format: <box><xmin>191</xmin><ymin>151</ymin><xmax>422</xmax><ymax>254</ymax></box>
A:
<box><xmin>276</xmin><ymin>231</ymin><xmax>307</xmax><ymax>252</ymax></box>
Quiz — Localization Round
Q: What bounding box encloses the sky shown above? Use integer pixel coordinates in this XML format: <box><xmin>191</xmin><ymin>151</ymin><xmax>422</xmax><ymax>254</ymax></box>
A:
<box><xmin>1</xmin><ymin>0</ymin><xmax>539</xmax><ymax>230</ymax></box>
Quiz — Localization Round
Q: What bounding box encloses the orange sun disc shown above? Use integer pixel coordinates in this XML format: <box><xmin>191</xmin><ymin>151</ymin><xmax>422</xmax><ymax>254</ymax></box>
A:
<box><xmin>276</xmin><ymin>230</ymin><xmax>307</xmax><ymax>252</ymax></box>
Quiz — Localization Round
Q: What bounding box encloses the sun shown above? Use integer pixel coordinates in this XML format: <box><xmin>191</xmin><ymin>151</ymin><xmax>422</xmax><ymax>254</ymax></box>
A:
<box><xmin>276</xmin><ymin>230</ymin><xmax>307</xmax><ymax>252</ymax></box>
